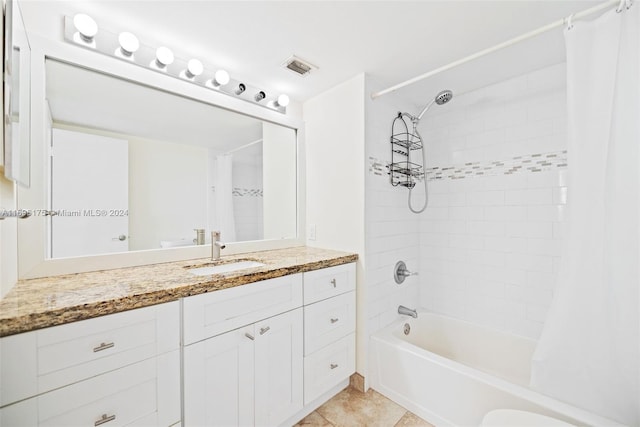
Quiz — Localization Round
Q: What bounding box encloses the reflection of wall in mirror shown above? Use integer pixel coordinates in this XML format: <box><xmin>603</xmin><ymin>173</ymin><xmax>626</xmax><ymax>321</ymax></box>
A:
<box><xmin>263</xmin><ymin>123</ymin><xmax>297</xmax><ymax>240</ymax></box>
<box><xmin>232</xmin><ymin>149</ymin><xmax>263</xmax><ymax>242</ymax></box>
<box><xmin>129</xmin><ymin>138</ymin><xmax>207</xmax><ymax>250</ymax></box>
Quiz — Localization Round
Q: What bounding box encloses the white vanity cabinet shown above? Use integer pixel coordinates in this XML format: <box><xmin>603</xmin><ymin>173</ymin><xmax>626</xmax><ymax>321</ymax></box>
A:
<box><xmin>302</xmin><ymin>263</ymin><xmax>356</xmax><ymax>405</ymax></box>
<box><xmin>0</xmin><ymin>302</ymin><xmax>181</xmax><ymax>427</ymax></box>
<box><xmin>182</xmin><ymin>274</ymin><xmax>304</xmax><ymax>427</ymax></box>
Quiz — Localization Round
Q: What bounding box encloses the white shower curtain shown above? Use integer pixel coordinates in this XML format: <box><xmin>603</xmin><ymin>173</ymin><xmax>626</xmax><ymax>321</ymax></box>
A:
<box><xmin>531</xmin><ymin>4</ymin><xmax>639</xmax><ymax>425</ymax></box>
<box><xmin>214</xmin><ymin>154</ymin><xmax>237</xmax><ymax>242</ymax></box>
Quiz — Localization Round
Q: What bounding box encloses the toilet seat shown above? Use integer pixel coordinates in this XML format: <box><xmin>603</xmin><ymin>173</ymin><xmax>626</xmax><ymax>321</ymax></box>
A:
<box><xmin>481</xmin><ymin>409</ymin><xmax>576</xmax><ymax>426</ymax></box>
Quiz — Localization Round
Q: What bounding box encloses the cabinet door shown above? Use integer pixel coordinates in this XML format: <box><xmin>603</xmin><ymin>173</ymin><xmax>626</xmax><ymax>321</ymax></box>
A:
<box><xmin>254</xmin><ymin>308</ymin><xmax>303</xmax><ymax>427</ymax></box>
<box><xmin>183</xmin><ymin>325</ymin><xmax>255</xmax><ymax>427</ymax></box>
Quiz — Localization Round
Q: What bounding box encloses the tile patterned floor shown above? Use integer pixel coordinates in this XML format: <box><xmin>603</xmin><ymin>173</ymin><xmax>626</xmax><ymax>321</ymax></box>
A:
<box><xmin>294</xmin><ymin>387</ymin><xmax>434</xmax><ymax>427</ymax></box>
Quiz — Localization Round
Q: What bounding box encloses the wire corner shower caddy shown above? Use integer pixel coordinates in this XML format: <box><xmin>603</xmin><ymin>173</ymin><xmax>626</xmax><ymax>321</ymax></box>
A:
<box><xmin>389</xmin><ymin>112</ymin><xmax>424</xmax><ymax>189</ymax></box>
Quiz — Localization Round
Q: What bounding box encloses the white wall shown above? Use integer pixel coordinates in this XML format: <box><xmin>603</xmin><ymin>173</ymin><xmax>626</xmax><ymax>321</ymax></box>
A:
<box><xmin>304</xmin><ymin>74</ymin><xmax>366</xmax><ymax>375</ymax></box>
<box><xmin>417</xmin><ymin>63</ymin><xmax>568</xmax><ymax>339</ymax></box>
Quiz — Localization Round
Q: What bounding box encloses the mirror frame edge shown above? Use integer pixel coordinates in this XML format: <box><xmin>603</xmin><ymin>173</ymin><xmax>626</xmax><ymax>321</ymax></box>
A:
<box><xmin>18</xmin><ymin>33</ymin><xmax>306</xmax><ymax>279</ymax></box>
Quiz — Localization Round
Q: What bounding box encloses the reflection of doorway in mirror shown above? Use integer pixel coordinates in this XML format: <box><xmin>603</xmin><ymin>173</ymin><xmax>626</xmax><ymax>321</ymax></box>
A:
<box><xmin>51</xmin><ymin>129</ymin><xmax>129</xmax><ymax>258</ymax></box>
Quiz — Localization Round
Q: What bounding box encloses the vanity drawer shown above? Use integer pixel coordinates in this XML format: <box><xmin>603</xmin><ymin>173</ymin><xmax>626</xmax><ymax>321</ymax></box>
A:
<box><xmin>0</xmin><ymin>351</ymin><xmax>180</xmax><ymax>427</ymax></box>
<box><xmin>304</xmin><ymin>291</ymin><xmax>355</xmax><ymax>355</ymax></box>
<box><xmin>303</xmin><ymin>333</ymin><xmax>355</xmax><ymax>405</ymax></box>
<box><xmin>0</xmin><ymin>302</ymin><xmax>179</xmax><ymax>407</ymax></box>
<box><xmin>183</xmin><ymin>273</ymin><xmax>303</xmax><ymax>345</ymax></box>
<box><xmin>303</xmin><ymin>263</ymin><xmax>356</xmax><ymax>305</ymax></box>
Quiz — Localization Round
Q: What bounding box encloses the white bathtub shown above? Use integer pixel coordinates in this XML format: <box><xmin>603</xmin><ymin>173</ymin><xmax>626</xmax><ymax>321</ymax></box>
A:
<box><xmin>370</xmin><ymin>312</ymin><xmax>622</xmax><ymax>427</ymax></box>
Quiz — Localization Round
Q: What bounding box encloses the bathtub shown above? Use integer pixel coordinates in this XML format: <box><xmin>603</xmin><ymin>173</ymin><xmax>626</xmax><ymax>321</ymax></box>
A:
<box><xmin>370</xmin><ymin>312</ymin><xmax>622</xmax><ymax>426</ymax></box>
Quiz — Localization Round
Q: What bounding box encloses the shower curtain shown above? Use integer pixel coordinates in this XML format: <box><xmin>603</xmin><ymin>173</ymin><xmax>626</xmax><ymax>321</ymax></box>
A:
<box><xmin>530</xmin><ymin>4</ymin><xmax>639</xmax><ymax>425</ymax></box>
<box><xmin>214</xmin><ymin>154</ymin><xmax>237</xmax><ymax>242</ymax></box>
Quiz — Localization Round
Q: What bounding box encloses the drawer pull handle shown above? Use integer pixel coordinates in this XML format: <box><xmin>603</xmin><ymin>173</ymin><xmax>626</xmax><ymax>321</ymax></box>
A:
<box><xmin>95</xmin><ymin>414</ymin><xmax>116</xmax><ymax>426</ymax></box>
<box><xmin>330</xmin><ymin>363</ymin><xmax>339</xmax><ymax>370</ymax></box>
<box><xmin>330</xmin><ymin>318</ymin><xmax>339</xmax><ymax>324</ymax></box>
<box><xmin>259</xmin><ymin>326</ymin><xmax>270</xmax><ymax>335</ymax></box>
<box><xmin>330</xmin><ymin>279</ymin><xmax>337</xmax><ymax>288</ymax></box>
<box><xmin>245</xmin><ymin>333</ymin><xmax>255</xmax><ymax>341</ymax></box>
<box><xmin>93</xmin><ymin>342</ymin><xmax>115</xmax><ymax>353</ymax></box>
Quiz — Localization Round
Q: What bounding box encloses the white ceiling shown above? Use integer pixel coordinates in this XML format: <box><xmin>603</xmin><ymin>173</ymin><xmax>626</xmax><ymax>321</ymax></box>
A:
<box><xmin>21</xmin><ymin>0</ymin><xmax>603</xmax><ymax>111</ymax></box>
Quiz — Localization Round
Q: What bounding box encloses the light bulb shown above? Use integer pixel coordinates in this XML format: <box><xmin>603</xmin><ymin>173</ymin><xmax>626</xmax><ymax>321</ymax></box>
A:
<box><xmin>154</xmin><ymin>47</ymin><xmax>174</xmax><ymax>69</ymax></box>
<box><xmin>207</xmin><ymin>69</ymin><xmax>230</xmax><ymax>89</ymax></box>
<box><xmin>275</xmin><ymin>94</ymin><xmax>290</xmax><ymax>107</ymax></box>
<box><xmin>73</xmin><ymin>14</ymin><xmax>98</xmax><ymax>43</ymax></box>
<box><xmin>235</xmin><ymin>83</ymin><xmax>246</xmax><ymax>95</ymax></box>
<box><xmin>117</xmin><ymin>32</ymin><xmax>139</xmax><ymax>57</ymax></box>
<box><xmin>185</xmin><ymin>59</ymin><xmax>203</xmax><ymax>78</ymax></box>
<box><xmin>214</xmin><ymin>70</ymin><xmax>230</xmax><ymax>86</ymax></box>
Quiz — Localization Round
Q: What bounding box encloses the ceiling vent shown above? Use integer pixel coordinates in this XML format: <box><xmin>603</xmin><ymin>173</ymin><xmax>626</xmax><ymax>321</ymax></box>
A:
<box><xmin>282</xmin><ymin>55</ymin><xmax>317</xmax><ymax>77</ymax></box>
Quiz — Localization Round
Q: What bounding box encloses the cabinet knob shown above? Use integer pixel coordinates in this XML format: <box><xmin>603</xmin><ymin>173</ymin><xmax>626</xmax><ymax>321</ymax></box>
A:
<box><xmin>245</xmin><ymin>333</ymin><xmax>255</xmax><ymax>341</ymax></box>
<box><xmin>93</xmin><ymin>342</ymin><xmax>115</xmax><ymax>353</ymax></box>
<box><xmin>330</xmin><ymin>279</ymin><xmax>337</xmax><ymax>288</ymax></box>
<box><xmin>259</xmin><ymin>326</ymin><xmax>270</xmax><ymax>335</ymax></box>
<box><xmin>330</xmin><ymin>318</ymin><xmax>339</xmax><ymax>324</ymax></box>
<box><xmin>95</xmin><ymin>414</ymin><xmax>116</xmax><ymax>426</ymax></box>
<box><xmin>330</xmin><ymin>363</ymin><xmax>338</xmax><ymax>370</ymax></box>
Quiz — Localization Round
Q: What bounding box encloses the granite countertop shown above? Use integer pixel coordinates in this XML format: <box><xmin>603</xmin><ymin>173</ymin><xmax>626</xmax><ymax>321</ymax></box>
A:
<box><xmin>0</xmin><ymin>246</ymin><xmax>358</xmax><ymax>337</ymax></box>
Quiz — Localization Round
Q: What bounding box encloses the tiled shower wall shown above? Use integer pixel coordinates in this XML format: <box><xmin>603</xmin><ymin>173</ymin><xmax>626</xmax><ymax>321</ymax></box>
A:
<box><xmin>365</xmin><ymin>77</ymin><xmax>421</xmax><ymax>340</ymax></box>
<box><xmin>418</xmin><ymin>63</ymin><xmax>568</xmax><ymax>339</ymax></box>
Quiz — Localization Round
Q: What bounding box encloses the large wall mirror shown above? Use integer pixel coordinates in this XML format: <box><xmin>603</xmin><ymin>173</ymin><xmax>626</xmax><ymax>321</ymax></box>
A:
<box><xmin>45</xmin><ymin>59</ymin><xmax>297</xmax><ymax>259</ymax></box>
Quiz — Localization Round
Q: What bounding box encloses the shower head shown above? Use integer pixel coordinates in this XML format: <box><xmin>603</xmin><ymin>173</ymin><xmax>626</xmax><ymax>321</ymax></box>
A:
<box><xmin>435</xmin><ymin>90</ymin><xmax>453</xmax><ymax>105</ymax></box>
<box><xmin>415</xmin><ymin>89</ymin><xmax>454</xmax><ymax>121</ymax></box>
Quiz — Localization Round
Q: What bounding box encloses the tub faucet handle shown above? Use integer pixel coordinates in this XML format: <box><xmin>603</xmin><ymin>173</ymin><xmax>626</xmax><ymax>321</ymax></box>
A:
<box><xmin>394</xmin><ymin>261</ymin><xmax>417</xmax><ymax>284</ymax></box>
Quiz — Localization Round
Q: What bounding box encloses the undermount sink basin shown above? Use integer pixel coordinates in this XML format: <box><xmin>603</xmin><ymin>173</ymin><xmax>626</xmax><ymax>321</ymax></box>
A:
<box><xmin>188</xmin><ymin>261</ymin><xmax>265</xmax><ymax>276</ymax></box>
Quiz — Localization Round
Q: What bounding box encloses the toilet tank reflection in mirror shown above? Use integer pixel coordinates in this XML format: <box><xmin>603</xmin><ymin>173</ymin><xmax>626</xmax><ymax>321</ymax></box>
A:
<box><xmin>45</xmin><ymin>60</ymin><xmax>297</xmax><ymax>258</ymax></box>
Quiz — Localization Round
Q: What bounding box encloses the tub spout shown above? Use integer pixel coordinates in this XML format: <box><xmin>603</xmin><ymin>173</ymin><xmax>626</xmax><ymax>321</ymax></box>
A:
<box><xmin>398</xmin><ymin>305</ymin><xmax>417</xmax><ymax>318</ymax></box>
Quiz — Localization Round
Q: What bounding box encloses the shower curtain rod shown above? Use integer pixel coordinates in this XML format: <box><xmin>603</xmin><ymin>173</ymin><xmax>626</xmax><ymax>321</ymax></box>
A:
<box><xmin>371</xmin><ymin>0</ymin><xmax>620</xmax><ymax>100</ymax></box>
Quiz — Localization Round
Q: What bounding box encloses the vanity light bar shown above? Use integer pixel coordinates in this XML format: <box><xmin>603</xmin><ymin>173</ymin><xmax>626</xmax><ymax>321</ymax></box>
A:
<box><xmin>64</xmin><ymin>14</ymin><xmax>289</xmax><ymax>114</ymax></box>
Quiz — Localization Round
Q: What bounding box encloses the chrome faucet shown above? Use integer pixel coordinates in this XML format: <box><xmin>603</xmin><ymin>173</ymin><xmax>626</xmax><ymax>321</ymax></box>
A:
<box><xmin>211</xmin><ymin>231</ymin><xmax>226</xmax><ymax>260</ymax></box>
<box><xmin>398</xmin><ymin>305</ymin><xmax>418</xmax><ymax>318</ymax></box>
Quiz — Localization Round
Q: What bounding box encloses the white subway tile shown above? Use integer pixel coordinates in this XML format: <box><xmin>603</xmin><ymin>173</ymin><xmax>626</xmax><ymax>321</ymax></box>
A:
<box><xmin>424</xmin><ymin>207</ymin><xmax>449</xmax><ymax>220</ymax></box>
<box><xmin>484</xmin><ymin>236</ymin><xmax>528</xmax><ymax>254</ymax></box>
<box><xmin>523</xmin><ymin>287</ymin><xmax>554</xmax><ymax>305</ymax></box>
<box><xmin>504</xmin><ymin>253</ymin><xmax>554</xmax><ymax>273</ymax></box>
<box><xmin>484</xmin><ymin>206</ymin><xmax>527</xmax><ymax>221</ymax></box>
<box><xmin>505</xmin><ymin>188</ymin><xmax>553</xmax><ymax>205</ymax></box>
<box><xmin>467</xmin><ymin>221</ymin><xmax>505</xmax><ymax>236</ymax></box>
<box><xmin>484</xmin><ymin>266</ymin><xmax>527</xmax><ymax>286</ymax></box>
<box><xmin>505</xmin><ymin>284</ymin><xmax>524</xmax><ymax>302</ymax></box>
<box><xmin>448</xmin><ymin>193</ymin><xmax>466</xmax><ymax>206</ymax></box>
<box><xmin>506</xmin><ymin>221</ymin><xmax>553</xmax><ymax>239</ymax></box>
<box><xmin>466</xmin><ymin>128</ymin><xmax>506</xmax><ymax>149</ymax></box>
<box><xmin>526</xmin><ymin>271</ymin><xmax>557</xmax><ymax>289</ymax></box>
<box><xmin>449</xmin><ymin>234</ymin><xmax>484</xmax><ymax>250</ymax></box>
<box><xmin>526</xmin><ymin>171</ymin><xmax>561</xmax><ymax>189</ymax></box>
<box><xmin>527</xmin><ymin>205</ymin><xmax>565</xmax><ymax>222</ymax></box>
<box><xmin>527</xmin><ymin>238</ymin><xmax>562</xmax><ymax>256</ymax></box>
<box><xmin>466</xmin><ymin>190</ymin><xmax>505</xmax><ymax>206</ymax></box>
<box><xmin>469</xmin><ymin>279</ymin><xmax>505</xmax><ymax>298</ymax></box>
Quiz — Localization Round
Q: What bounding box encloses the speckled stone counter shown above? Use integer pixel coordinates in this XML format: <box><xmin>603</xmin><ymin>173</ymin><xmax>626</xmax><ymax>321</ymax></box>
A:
<box><xmin>0</xmin><ymin>247</ymin><xmax>357</xmax><ymax>337</ymax></box>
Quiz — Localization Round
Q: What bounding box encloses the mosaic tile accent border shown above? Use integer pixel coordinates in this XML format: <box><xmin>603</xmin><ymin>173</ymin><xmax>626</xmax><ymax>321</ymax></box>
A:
<box><xmin>369</xmin><ymin>150</ymin><xmax>568</xmax><ymax>182</ymax></box>
<box><xmin>211</xmin><ymin>187</ymin><xmax>263</xmax><ymax>197</ymax></box>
